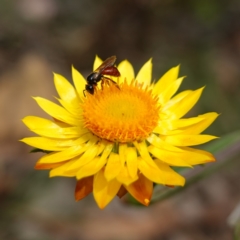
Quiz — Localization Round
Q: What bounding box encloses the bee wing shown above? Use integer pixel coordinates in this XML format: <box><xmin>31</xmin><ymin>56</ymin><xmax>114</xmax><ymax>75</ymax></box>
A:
<box><xmin>94</xmin><ymin>56</ymin><xmax>117</xmax><ymax>73</ymax></box>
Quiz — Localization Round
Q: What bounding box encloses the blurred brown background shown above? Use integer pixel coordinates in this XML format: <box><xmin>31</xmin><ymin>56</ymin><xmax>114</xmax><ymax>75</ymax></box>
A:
<box><xmin>1</xmin><ymin>0</ymin><xmax>240</xmax><ymax>239</ymax></box>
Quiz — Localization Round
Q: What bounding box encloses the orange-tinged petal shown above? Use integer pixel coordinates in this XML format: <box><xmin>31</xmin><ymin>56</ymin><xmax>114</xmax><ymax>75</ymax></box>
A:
<box><xmin>125</xmin><ymin>173</ymin><xmax>153</xmax><ymax>206</ymax></box>
<box><xmin>53</xmin><ymin>73</ymin><xmax>80</xmax><ymax>108</ymax></box>
<box><xmin>72</xmin><ymin>65</ymin><xmax>86</xmax><ymax>99</ymax></box>
<box><xmin>35</xmin><ymin>162</ymin><xmax>66</xmax><ymax>170</ymax></box>
<box><xmin>118</xmin><ymin>60</ymin><xmax>135</xmax><ymax>84</ymax></box>
<box><xmin>116</xmin><ymin>166</ymin><xmax>138</xmax><ymax>185</ymax></box>
<box><xmin>136</xmin><ymin>58</ymin><xmax>152</xmax><ymax>86</ymax></box>
<box><xmin>50</xmin><ymin>160</ymin><xmax>77</xmax><ymax>177</ymax></box>
<box><xmin>75</xmin><ymin>176</ymin><xmax>93</xmax><ymax>201</ymax></box>
<box><xmin>154</xmin><ymin>159</ymin><xmax>185</xmax><ymax>186</ymax></box>
<box><xmin>153</xmin><ymin>65</ymin><xmax>180</xmax><ymax>95</ymax></box>
<box><xmin>117</xmin><ymin>185</ymin><xmax>128</xmax><ymax>198</ymax></box>
<box><xmin>77</xmin><ymin>156</ymin><xmax>107</xmax><ymax>179</ymax></box>
<box><xmin>104</xmin><ymin>153</ymin><xmax>122</xmax><ymax>181</ymax></box>
<box><xmin>34</xmin><ymin>97</ymin><xmax>79</xmax><ymax>125</ymax></box>
<box><xmin>162</xmin><ymin>134</ymin><xmax>218</xmax><ymax>146</ymax></box>
<box><xmin>93</xmin><ymin>169</ymin><xmax>121</xmax><ymax>209</ymax></box>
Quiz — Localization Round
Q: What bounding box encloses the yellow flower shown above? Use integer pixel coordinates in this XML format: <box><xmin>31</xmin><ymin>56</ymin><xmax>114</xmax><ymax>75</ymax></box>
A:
<box><xmin>21</xmin><ymin>56</ymin><xmax>218</xmax><ymax>209</ymax></box>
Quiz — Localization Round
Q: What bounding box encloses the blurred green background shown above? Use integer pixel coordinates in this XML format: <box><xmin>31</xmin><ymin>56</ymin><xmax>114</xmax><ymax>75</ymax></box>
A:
<box><xmin>1</xmin><ymin>0</ymin><xmax>240</xmax><ymax>239</ymax></box>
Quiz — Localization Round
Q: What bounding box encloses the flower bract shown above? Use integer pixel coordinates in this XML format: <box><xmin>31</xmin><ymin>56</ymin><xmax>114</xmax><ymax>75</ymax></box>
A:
<box><xmin>21</xmin><ymin>56</ymin><xmax>218</xmax><ymax>209</ymax></box>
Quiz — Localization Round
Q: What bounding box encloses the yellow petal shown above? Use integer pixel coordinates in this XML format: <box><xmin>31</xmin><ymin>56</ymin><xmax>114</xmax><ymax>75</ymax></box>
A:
<box><xmin>50</xmin><ymin>160</ymin><xmax>77</xmax><ymax>177</ymax></box>
<box><xmin>179</xmin><ymin>112</ymin><xmax>219</xmax><ymax>134</ymax></box>
<box><xmin>147</xmin><ymin>134</ymin><xmax>179</xmax><ymax>150</ymax></box>
<box><xmin>72</xmin><ymin>65</ymin><xmax>86</xmax><ymax>99</ymax></box>
<box><xmin>162</xmin><ymin>87</ymin><xmax>204</xmax><ymax>120</ymax></box>
<box><xmin>125</xmin><ymin>173</ymin><xmax>153</xmax><ymax>206</ymax></box>
<box><xmin>20</xmin><ymin>137</ymin><xmax>75</xmax><ymax>151</ymax></box>
<box><xmin>77</xmin><ymin>156</ymin><xmax>107</xmax><ymax>179</ymax></box>
<box><xmin>148</xmin><ymin>145</ymin><xmax>191</xmax><ymax>167</ymax></box>
<box><xmin>138</xmin><ymin>157</ymin><xmax>166</xmax><ymax>184</ymax></box>
<box><xmin>93</xmin><ymin>55</ymin><xmax>103</xmax><ymax>71</ymax></box>
<box><xmin>34</xmin><ymin>97</ymin><xmax>79</xmax><ymax>125</ymax></box>
<box><xmin>93</xmin><ymin>169</ymin><xmax>121</xmax><ymax>209</ymax></box>
<box><xmin>116</xmin><ymin>166</ymin><xmax>138</xmax><ymax>185</ymax></box>
<box><xmin>38</xmin><ymin>145</ymin><xmax>86</xmax><ymax>164</ymax></box>
<box><xmin>57</xmin><ymin>98</ymin><xmax>82</xmax><ymax>117</ymax></box>
<box><xmin>153</xmin><ymin>65</ymin><xmax>180</xmax><ymax>95</ymax></box>
<box><xmin>35</xmin><ymin>162</ymin><xmax>66</xmax><ymax>170</ymax></box>
<box><xmin>118</xmin><ymin>143</ymin><xmax>128</xmax><ymax>166</ymax></box>
<box><xmin>147</xmin><ymin>137</ymin><xmax>215</xmax><ymax>165</ymax></box>
<box><xmin>133</xmin><ymin>140</ymin><xmax>153</xmax><ymax>162</ymax></box>
<box><xmin>99</xmin><ymin>141</ymin><xmax>114</xmax><ymax>161</ymax></box>
<box><xmin>136</xmin><ymin>58</ymin><xmax>152</xmax><ymax>86</ymax></box>
<box><xmin>104</xmin><ymin>153</ymin><xmax>122</xmax><ymax>181</ymax></box>
<box><xmin>75</xmin><ymin>176</ymin><xmax>93</xmax><ymax>201</ymax></box>
<box><xmin>152</xmin><ymin>116</ymin><xmax>203</xmax><ymax>135</ymax></box>
<box><xmin>162</xmin><ymin>134</ymin><xmax>218</xmax><ymax>146</ymax></box>
<box><xmin>117</xmin><ymin>60</ymin><xmax>135</xmax><ymax>84</ymax></box>
<box><xmin>138</xmin><ymin>157</ymin><xmax>185</xmax><ymax>186</ymax></box>
<box><xmin>125</xmin><ymin>147</ymin><xmax>138</xmax><ymax>179</ymax></box>
<box><xmin>22</xmin><ymin>116</ymin><xmax>88</xmax><ymax>139</ymax></box>
<box><xmin>158</xmin><ymin>77</ymin><xmax>184</xmax><ymax>105</ymax></box>
<box><xmin>66</xmin><ymin>138</ymin><xmax>99</xmax><ymax>171</ymax></box>
<box><xmin>96</xmin><ymin>140</ymin><xmax>108</xmax><ymax>156</ymax></box>
<box><xmin>53</xmin><ymin>73</ymin><xmax>80</xmax><ymax>108</ymax></box>
<box><xmin>180</xmin><ymin>147</ymin><xmax>216</xmax><ymax>165</ymax></box>
<box><xmin>154</xmin><ymin>159</ymin><xmax>185</xmax><ymax>186</ymax></box>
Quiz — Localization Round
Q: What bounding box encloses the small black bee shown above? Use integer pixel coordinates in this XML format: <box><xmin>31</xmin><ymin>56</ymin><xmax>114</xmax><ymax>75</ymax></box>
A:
<box><xmin>84</xmin><ymin>56</ymin><xmax>120</xmax><ymax>95</ymax></box>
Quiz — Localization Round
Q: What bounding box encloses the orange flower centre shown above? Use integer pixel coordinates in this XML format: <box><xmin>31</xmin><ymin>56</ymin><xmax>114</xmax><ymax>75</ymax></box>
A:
<box><xmin>82</xmin><ymin>80</ymin><xmax>160</xmax><ymax>143</ymax></box>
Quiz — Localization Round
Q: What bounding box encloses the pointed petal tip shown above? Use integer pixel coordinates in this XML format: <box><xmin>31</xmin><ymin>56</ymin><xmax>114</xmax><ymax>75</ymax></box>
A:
<box><xmin>53</xmin><ymin>72</ymin><xmax>61</xmax><ymax>78</ymax></box>
<box><xmin>209</xmin><ymin>157</ymin><xmax>216</xmax><ymax>163</ymax></box>
<box><xmin>71</xmin><ymin>65</ymin><xmax>76</xmax><ymax>71</ymax></box>
<box><xmin>144</xmin><ymin>198</ymin><xmax>150</xmax><ymax>206</ymax></box>
<box><xmin>180</xmin><ymin>179</ymin><xmax>186</xmax><ymax>186</ymax></box>
<box><xmin>96</xmin><ymin>200</ymin><xmax>108</xmax><ymax>209</ymax></box>
<box><xmin>173</xmin><ymin>64</ymin><xmax>179</xmax><ymax>68</ymax></box>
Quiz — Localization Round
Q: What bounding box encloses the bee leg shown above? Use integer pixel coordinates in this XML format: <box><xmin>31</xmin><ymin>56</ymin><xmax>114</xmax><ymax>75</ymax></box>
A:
<box><xmin>110</xmin><ymin>79</ymin><xmax>120</xmax><ymax>90</ymax></box>
<box><xmin>101</xmin><ymin>78</ymin><xmax>105</xmax><ymax>90</ymax></box>
<box><xmin>104</xmin><ymin>77</ymin><xmax>120</xmax><ymax>90</ymax></box>
<box><xmin>94</xmin><ymin>84</ymin><xmax>98</xmax><ymax>93</ymax></box>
